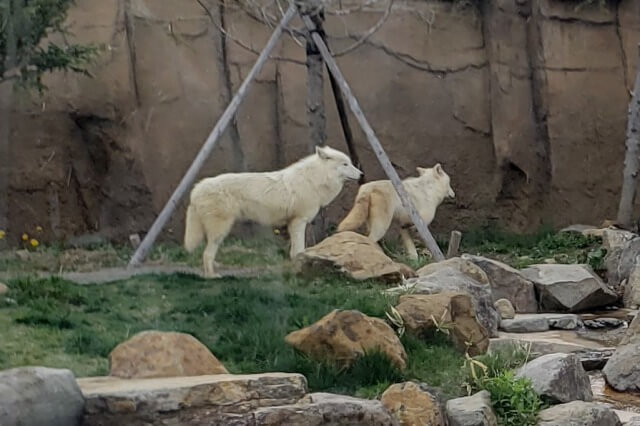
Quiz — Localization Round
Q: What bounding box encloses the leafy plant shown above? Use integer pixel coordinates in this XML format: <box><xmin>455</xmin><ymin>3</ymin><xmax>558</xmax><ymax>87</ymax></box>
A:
<box><xmin>481</xmin><ymin>371</ymin><xmax>544</xmax><ymax>426</ymax></box>
<box><xmin>1</xmin><ymin>0</ymin><xmax>100</xmax><ymax>90</ymax></box>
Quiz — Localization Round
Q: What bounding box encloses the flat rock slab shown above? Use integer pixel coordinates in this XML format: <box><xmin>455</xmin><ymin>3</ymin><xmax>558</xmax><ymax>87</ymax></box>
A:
<box><xmin>512</xmin><ymin>313</ymin><xmax>581</xmax><ymax>330</ymax></box>
<box><xmin>500</xmin><ymin>316</ymin><xmax>550</xmax><ymax>333</ymax></box>
<box><xmin>79</xmin><ymin>373</ymin><xmax>308</xmax><ymax>425</ymax></box>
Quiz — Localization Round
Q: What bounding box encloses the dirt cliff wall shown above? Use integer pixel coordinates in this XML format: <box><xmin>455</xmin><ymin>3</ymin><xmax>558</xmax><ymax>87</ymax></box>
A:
<box><xmin>3</xmin><ymin>0</ymin><xmax>639</xmax><ymax>244</ymax></box>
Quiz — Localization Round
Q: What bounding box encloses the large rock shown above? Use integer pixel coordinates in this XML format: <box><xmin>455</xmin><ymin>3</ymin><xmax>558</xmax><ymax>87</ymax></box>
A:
<box><xmin>521</xmin><ymin>264</ymin><xmax>618</xmax><ymax>312</ymax></box>
<box><xmin>296</xmin><ymin>232</ymin><xmax>416</xmax><ymax>282</ymax></box>
<box><xmin>603</xmin><ymin>315</ymin><xmax>640</xmax><ymax>392</ymax></box>
<box><xmin>0</xmin><ymin>367</ymin><xmax>85</xmax><ymax>426</ymax></box>
<box><xmin>109</xmin><ymin>330</ymin><xmax>228</xmax><ymax>378</ymax></box>
<box><xmin>500</xmin><ymin>317</ymin><xmax>550</xmax><ymax>333</ymax></box>
<box><xmin>391</xmin><ymin>265</ymin><xmax>500</xmax><ymax>337</ymax></box>
<box><xmin>80</xmin><ymin>373</ymin><xmax>308</xmax><ymax>425</ymax></box>
<box><xmin>418</xmin><ymin>257</ymin><xmax>490</xmax><ymax>285</ymax></box>
<box><xmin>255</xmin><ymin>393</ymin><xmax>399</xmax><ymax>425</ymax></box>
<box><xmin>537</xmin><ymin>401</ymin><xmax>622</xmax><ymax>426</ymax></box>
<box><xmin>445</xmin><ymin>390</ymin><xmax>498</xmax><ymax>426</ymax></box>
<box><xmin>285</xmin><ymin>309</ymin><xmax>407</xmax><ymax>370</ymax></box>
<box><xmin>494</xmin><ymin>298</ymin><xmax>515</xmax><ymax>319</ymax></box>
<box><xmin>516</xmin><ymin>353</ymin><xmax>592</xmax><ymax>403</ymax></box>
<box><xmin>395</xmin><ymin>292</ymin><xmax>489</xmax><ymax>356</ymax></box>
<box><xmin>463</xmin><ymin>255</ymin><xmax>538</xmax><ymax>313</ymax></box>
<box><xmin>605</xmin><ymin>237</ymin><xmax>640</xmax><ymax>289</ymax></box>
<box><xmin>380</xmin><ymin>382</ymin><xmax>445</xmax><ymax>426</ymax></box>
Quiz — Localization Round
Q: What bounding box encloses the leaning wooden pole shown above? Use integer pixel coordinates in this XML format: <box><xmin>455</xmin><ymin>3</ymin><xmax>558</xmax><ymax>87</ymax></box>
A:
<box><xmin>301</xmin><ymin>15</ymin><xmax>445</xmax><ymax>261</ymax></box>
<box><xmin>617</xmin><ymin>44</ymin><xmax>640</xmax><ymax>229</ymax></box>
<box><xmin>128</xmin><ymin>4</ymin><xmax>297</xmax><ymax>268</ymax></box>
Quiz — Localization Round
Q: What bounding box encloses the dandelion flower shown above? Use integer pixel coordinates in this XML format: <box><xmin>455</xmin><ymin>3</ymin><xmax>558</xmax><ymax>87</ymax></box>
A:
<box><xmin>22</xmin><ymin>233</ymin><xmax>29</xmax><ymax>241</ymax></box>
<box><xmin>36</xmin><ymin>226</ymin><xmax>43</xmax><ymax>233</ymax></box>
<box><xmin>0</xmin><ymin>230</ymin><xmax>5</xmax><ymax>240</ymax></box>
<box><xmin>30</xmin><ymin>239</ymin><xmax>39</xmax><ymax>248</ymax></box>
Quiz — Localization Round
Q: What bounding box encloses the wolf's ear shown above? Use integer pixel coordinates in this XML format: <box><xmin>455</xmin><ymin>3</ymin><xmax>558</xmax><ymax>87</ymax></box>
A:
<box><xmin>316</xmin><ymin>145</ymin><xmax>330</xmax><ymax>160</ymax></box>
<box><xmin>416</xmin><ymin>167</ymin><xmax>428</xmax><ymax>176</ymax></box>
<box><xmin>434</xmin><ymin>163</ymin><xmax>444</xmax><ymax>176</ymax></box>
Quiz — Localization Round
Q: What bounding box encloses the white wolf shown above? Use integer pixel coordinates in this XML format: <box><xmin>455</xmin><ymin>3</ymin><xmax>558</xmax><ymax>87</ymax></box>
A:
<box><xmin>184</xmin><ymin>145</ymin><xmax>362</xmax><ymax>277</ymax></box>
<box><xmin>337</xmin><ymin>163</ymin><xmax>455</xmax><ymax>259</ymax></box>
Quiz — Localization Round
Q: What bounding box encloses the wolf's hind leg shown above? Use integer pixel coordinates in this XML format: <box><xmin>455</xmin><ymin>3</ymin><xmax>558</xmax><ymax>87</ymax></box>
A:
<box><xmin>202</xmin><ymin>215</ymin><xmax>234</xmax><ymax>278</ymax></box>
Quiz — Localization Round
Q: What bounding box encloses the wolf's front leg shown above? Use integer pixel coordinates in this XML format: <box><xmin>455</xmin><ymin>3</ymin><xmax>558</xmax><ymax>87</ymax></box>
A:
<box><xmin>288</xmin><ymin>218</ymin><xmax>307</xmax><ymax>258</ymax></box>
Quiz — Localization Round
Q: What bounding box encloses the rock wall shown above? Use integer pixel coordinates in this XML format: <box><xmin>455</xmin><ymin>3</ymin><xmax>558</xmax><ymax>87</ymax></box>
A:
<box><xmin>3</xmin><ymin>0</ymin><xmax>639</xmax><ymax>243</ymax></box>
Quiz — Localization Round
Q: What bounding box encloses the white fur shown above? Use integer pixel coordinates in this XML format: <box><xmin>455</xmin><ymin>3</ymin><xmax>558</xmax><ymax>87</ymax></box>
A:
<box><xmin>337</xmin><ymin>163</ymin><xmax>455</xmax><ymax>259</ymax></box>
<box><xmin>184</xmin><ymin>145</ymin><xmax>362</xmax><ymax>277</ymax></box>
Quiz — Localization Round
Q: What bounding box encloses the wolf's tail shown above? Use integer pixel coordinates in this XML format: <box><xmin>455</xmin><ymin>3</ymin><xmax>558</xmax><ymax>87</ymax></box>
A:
<box><xmin>337</xmin><ymin>191</ymin><xmax>370</xmax><ymax>232</ymax></box>
<box><xmin>184</xmin><ymin>204</ymin><xmax>204</xmax><ymax>252</ymax></box>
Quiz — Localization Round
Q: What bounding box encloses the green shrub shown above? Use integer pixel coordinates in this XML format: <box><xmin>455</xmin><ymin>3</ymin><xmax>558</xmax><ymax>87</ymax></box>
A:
<box><xmin>481</xmin><ymin>371</ymin><xmax>544</xmax><ymax>426</ymax></box>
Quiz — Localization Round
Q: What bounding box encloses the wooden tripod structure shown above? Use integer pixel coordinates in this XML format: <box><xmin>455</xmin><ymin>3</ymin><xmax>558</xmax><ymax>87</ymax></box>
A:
<box><xmin>128</xmin><ymin>1</ymin><xmax>445</xmax><ymax>268</ymax></box>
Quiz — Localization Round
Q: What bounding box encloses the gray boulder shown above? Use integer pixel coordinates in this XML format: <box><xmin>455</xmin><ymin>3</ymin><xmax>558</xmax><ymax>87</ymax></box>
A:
<box><xmin>462</xmin><ymin>254</ymin><xmax>538</xmax><ymax>313</ymax></box>
<box><xmin>0</xmin><ymin>367</ymin><xmax>85</xmax><ymax>426</ymax></box>
<box><xmin>494</xmin><ymin>298</ymin><xmax>515</xmax><ymax>320</ymax></box>
<box><xmin>605</xmin><ymin>236</ymin><xmax>640</xmax><ymax>289</ymax></box>
<box><xmin>603</xmin><ymin>342</ymin><xmax>640</xmax><ymax>392</ymax></box>
<box><xmin>516</xmin><ymin>353</ymin><xmax>592</xmax><ymax>403</ymax></box>
<box><xmin>537</xmin><ymin>401</ymin><xmax>621</xmax><ymax>426</ymax></box>
<box><xmin>445</xmin><ymin>391</ymin><xmax>498</xmax><ymax>426</ymax></box>
<box><xmin>392</xmin><ymin>266</ymin><xmax>500</xmax><ymax>337</ymax></box>
<box><xmin>521</xmin><ymin>264</ymin><xmax>618</xmax><ymax>312</ymax></box>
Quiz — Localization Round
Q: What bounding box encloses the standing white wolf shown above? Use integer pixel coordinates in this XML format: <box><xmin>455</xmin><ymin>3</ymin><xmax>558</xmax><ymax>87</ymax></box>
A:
<box><xmin>337</xmin><ymin>163</ymin><xmax>455</xmax><ymax>259</ymax></box>
<box><xmin>184</xmin><ymin>145</ymin><xmax>362</xmax><ymax>277</ymax></box>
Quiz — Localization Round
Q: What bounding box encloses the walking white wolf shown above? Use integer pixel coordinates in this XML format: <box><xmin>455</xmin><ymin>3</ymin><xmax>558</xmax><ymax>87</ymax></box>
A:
<box><xmin>184</xmin><ymin>146</ymin><xmax>362</xmax><ymax>277</ymax></box>
<box><xmin>337</xmin><ymin>163</ymin><xmax>455</xmax><ymax>259</ymax></box>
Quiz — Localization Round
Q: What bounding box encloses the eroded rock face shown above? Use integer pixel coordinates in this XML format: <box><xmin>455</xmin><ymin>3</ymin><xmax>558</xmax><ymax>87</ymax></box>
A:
<box><xmin>445</xmin><ymin>391</ymin><xmax>498</xmax><ymax>426</ymax></box>
<box><xmin>296</xmin><ymin>232</ymin><xmax>416</xmax><ymax>282</ymax></box>
<box><xmin>516</xmin><ymin>353</ymin><xmax>593</xmax><ymax>403</ymax></box>
<box><xmin>394</xmin><ymin>292</ymin><xmax>489</xmax><ymax>356</ymax></box>
<box><xmin>380</xmin><ymin>382</ymin><xmax>445</xmax><ymax>426</ymax></box>
<box><xmin>109</xmin><ymin>330</ymin><xmax>228</xmax><ymax>379</ymax></box>
<box><xmin>285</xmin><ymin>309</ymin><xmax>407</xmax><ymax>370</ymax></box>
<box><xmin>536</xmin><ymin>401</ymin><xmax>622</xmax><ymax>426</ymax></box>
<box><xmin>520</xmin><ymin>264</ymin><xmax>618</xmax><ymax>312</ymax></box>
<box><xmin>463</xmin><ymin>255</ymin><xmax>538</xmax><ymax>313</ymax></box>
<box><xmin>0</xmin><ymin>367</ymin><xmax>85</xmax><ymax>426</ymax></box>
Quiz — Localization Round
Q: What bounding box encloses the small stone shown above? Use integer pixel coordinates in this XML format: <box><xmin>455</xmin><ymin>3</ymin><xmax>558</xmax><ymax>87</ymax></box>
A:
<box><xmin>129</xmin><ymin>233</ymin><xmax>141</xmax><ymax>249</ymax></box>
<box><xmin>500</xmin><ymin>317</ymin><xmax>550</xmax><ymax>333</ymax></box>
<box><xmin>0</xmin><ymin>282</ymin><xmax>8</xmax><ymax>295</ymax></box>
<box><xmin>494</xmin><ymin>299</ymin><xmax>515</xmax><ymax>319</ymax></box>
<box><xmin>381</xmin><ymin>381</ymin><xmax>445</xmax><ymax>425</ymax></box>
<box><xmin>445</xmin><ymin>391</ymin><xmax>498</xmax><ymax>426</ymax></box>
<box><xmin>584</xmin><ymin>318</ymin><xmax>624</xmax><ymax>329</ymax></box>
<box><xmin>548</xmin><ymin>314</ymin><xmax>580</xmax><ymax>330</ymax></box>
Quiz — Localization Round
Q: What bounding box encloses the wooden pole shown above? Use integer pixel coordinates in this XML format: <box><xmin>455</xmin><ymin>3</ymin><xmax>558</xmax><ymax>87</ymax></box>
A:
<box><xmin>301</xmin><ymin>15</ymin><xmax>445</xmax><ymax>261</ymax></box>
<box><xmin>128</xmin><ymin>4</ymin><xmax>297</xmax><ymax>268</ymax></box>
<box><xmin>617</xmin><ymin>44</ymin><xmax>640</xmax><ymax>229</ymax></box>
<box><xmin>447</xmin><ymin>230</ymin><xmax>462</xmax><ymax>259</ymax></box>
<box><xmin>324</xmin><ymin>34</ymin><xmax>364</xmax><ymax>184</ymax></box>
<box><xmin>304</xmin><ymin>5</ymin><xmax>327</xmax><ymax>245</ymax></box>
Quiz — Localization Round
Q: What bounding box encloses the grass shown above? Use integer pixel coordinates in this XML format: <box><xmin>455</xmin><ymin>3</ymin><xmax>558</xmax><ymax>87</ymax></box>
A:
<box><xmin>0</xmin><ymin>267</ymin><xmax>468</xmax><ymax>397</ymax></box>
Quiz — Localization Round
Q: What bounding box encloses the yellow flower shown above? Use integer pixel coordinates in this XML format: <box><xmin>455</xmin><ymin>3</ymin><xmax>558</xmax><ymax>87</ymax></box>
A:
<box><xmin>22</xmin><ymin>233</ymin><xmax>29</xmax><ymax>241</ymax></box>
<box><xmin>30</xmin><ymin>239</ymin><xmax>39</xmax><ymax>248</ymax></box>
<box><xmin>36</xmin><ymin>226</ymin><xmax>43</xmax><ymax>233</ymax></box>
<box><xmin>0</xmin><ymin>230</ymin><xmax>5</xmax><ymax>240</ymax></box>
<box><xmin>273</xmin><ymin>229</ymin><xmax>280</xmax><ymax>235</ymax></box>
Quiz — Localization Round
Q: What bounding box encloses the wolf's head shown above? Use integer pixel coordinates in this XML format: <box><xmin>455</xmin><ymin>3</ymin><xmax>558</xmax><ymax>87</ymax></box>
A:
<box><xmin>316</xmin><ymin>145</ymin><xmax>362</xmax><ymax>181</ymax></box>
<box><xmin>417</xmin><ymin>163</ymin><xmax>455</xmax><ymax>199</ymax></box>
